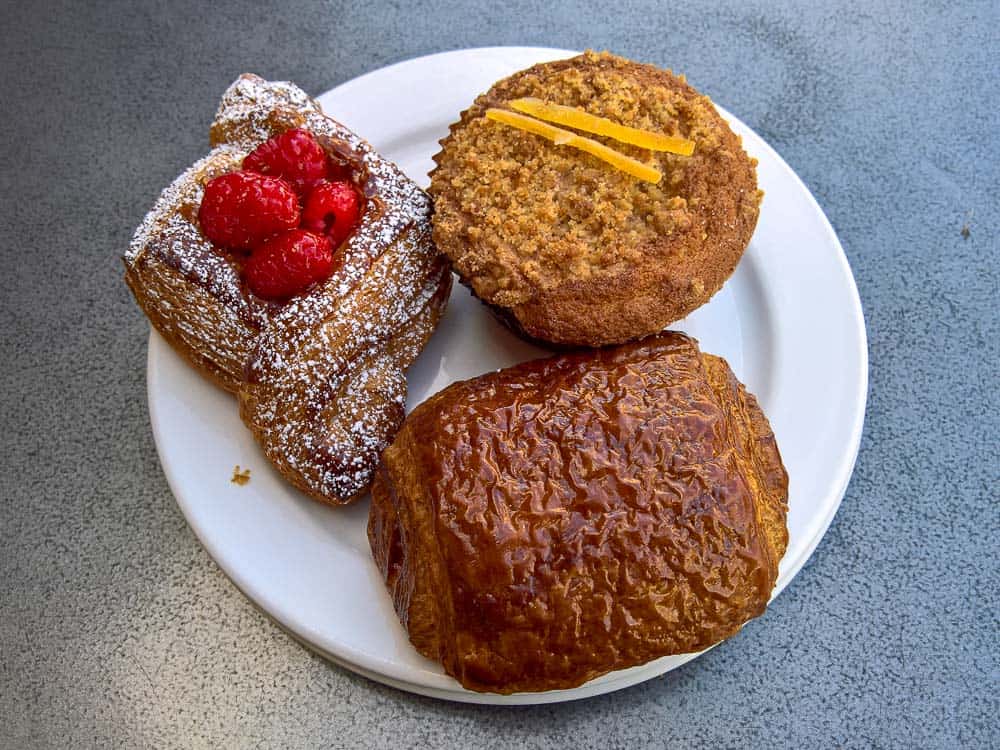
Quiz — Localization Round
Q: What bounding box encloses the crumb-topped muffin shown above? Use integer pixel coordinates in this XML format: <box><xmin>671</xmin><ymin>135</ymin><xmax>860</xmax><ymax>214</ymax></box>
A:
<box><xmin>429</xmin><ymin>51</ymin><xmax>762</xmax><ymax>347</ymax></box>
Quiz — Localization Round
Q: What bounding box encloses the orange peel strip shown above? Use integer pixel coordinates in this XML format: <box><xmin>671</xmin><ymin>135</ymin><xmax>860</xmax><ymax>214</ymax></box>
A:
<box><xmin>510</xmin><ymin>97</ymin><xmax>695</xmax><ymax>156</ymax></box>
<box><xmin>485</xmin><ymin>109</ymin><xmax>662</xmax><ymax>184</ymax></box>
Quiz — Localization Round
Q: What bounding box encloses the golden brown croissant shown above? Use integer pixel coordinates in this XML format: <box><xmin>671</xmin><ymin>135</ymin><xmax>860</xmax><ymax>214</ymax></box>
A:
<box><xmin>369</xmin><ymin>331</ymin><xmax>788</xmax><ymax>693</ymax></box>
<box><xmin>124</xmin><ymin>75</ymin><xmax>451</xmax><ymax>504</ymax></box>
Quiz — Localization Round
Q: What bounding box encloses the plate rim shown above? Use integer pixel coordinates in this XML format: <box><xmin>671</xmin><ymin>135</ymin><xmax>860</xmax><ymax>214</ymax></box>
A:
<box><xmin>146</xmin><ymin>45</ymin><xmax>868</xmax><ymax>705</ymax></box>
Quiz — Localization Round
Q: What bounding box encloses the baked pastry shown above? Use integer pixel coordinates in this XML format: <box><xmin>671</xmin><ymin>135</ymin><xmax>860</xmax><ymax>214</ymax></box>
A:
<box><xmin>429</xmin><ymin>51</ymin><xmax>762</xmax><ymax>347</ymax></box>
<box><xmin>124</xmin><ymin>75</ymin><xmax>452</xmax><ymax>505</ymax></box>
<box><xmin>369</xmin><ymin>331</ymin><xmax>788</xmax><ymax>693</ymax></box>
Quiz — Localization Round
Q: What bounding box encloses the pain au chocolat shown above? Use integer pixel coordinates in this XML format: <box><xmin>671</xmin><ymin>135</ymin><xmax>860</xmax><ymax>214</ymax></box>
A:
<box><xmin>369</xmin><ymin>331</ymin><xmax>788</xmax><ymax>693</ymax></box>
<box><xmin>124</xmin><ymin>75</ymin><xmax>451</xmax><ymax>505</ymax></box>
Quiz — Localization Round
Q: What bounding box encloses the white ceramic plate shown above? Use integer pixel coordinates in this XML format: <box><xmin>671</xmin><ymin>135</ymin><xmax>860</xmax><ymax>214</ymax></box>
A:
<box><xmin>147</xmin><ymin>47</ymin><xmax>868</xmax><ymax>704</ymax></box>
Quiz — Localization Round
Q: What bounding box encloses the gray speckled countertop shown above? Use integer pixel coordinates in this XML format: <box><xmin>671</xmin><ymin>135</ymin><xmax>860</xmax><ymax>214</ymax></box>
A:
<box><xmin>2</xmin><ymin>1</ymin><xmax>997</xmax><ymax>747</ymax></box>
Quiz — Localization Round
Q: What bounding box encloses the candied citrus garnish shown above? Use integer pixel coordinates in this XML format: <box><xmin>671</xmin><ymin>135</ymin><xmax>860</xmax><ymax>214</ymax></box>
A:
<box><xmin>485</xmin><ymin>109</ymin><xmax>662</xmax><ymax>184</ymax></box>
<box><xmin>509</xmin><ymin>98</ymin><xmax>695</xmax><ymax>156</ymax></box>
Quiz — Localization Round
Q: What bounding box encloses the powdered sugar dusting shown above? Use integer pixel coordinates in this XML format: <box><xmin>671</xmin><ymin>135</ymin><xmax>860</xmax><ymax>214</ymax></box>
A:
<box><xmin>243</xmin><ymin>221</ymin><xmax>450</xmax><ymax>500</ymax></box>
<box><xmin>124</xmin><ymin>74</ymin><xmax>451</xmax><ymax>504</ymax></box>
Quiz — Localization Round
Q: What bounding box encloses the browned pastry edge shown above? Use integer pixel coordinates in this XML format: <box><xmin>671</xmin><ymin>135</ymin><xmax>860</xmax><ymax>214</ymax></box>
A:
<box><xmin>429</xmin><ymin>51</ymin><xmax>761</xmax><ymax>347</ymax></box>
<box><xmin>369</xmin><ymin>332</ymin><xmax>788</xmax><ymax>693</ymax></box>
<box><xmin>702</xmin><ymin>353</ymin><xmax>790</xmax><ymax>574</ymax></box>
<box><xmin>125</xmin><ymin>254</ymin><xmax>252</xmax><ymax>393</ymax></box>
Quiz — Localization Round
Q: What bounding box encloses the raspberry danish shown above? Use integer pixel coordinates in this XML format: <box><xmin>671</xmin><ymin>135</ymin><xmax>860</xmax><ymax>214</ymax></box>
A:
<box><xmin>124</xmin><ymin>75</ymin><xmax>452</xmax><ymax>505</ymax></box>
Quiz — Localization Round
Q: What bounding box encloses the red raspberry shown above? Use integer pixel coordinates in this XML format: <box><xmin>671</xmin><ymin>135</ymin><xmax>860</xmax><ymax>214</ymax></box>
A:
<box><xmin>243</xmin><ymin>128</ymin><xmax>330</xmax><ymax>195</ymax></box>
<box><xmin>198</xmin><ymin>171</ymin><xmax>299</xmax><ymax>250</ymax></box>
<box><xmin>244</xmin><ymin>229</ymin><xmax>335</xmax><ymax>300</ymax></box>
<box><xmin>301</xmin><ymin>180</ymin><xmax>363</xmax><ymax>247</ymax></box>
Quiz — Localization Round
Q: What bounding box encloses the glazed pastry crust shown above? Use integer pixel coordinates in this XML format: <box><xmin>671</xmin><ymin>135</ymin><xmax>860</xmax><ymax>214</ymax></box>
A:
<box><xmin>369</xmin><ymin>332</ymin><xmax>788</xmax><ymax>693</ymax></box>
<box><xmin>429</xmin><ymin>51</ymin><xmax>761</xmax><ymax>347</ymax></box>
<box><xmin>125</xmin><ymin>75</ymin><xmax>452</xmax><ymax>504</ymax></box>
